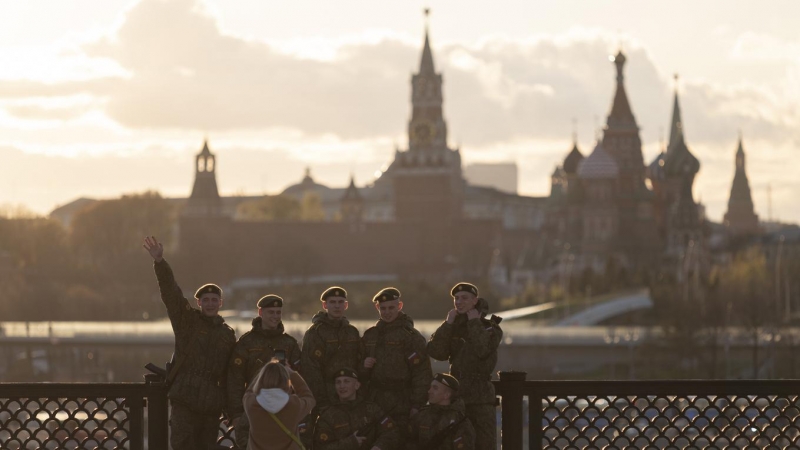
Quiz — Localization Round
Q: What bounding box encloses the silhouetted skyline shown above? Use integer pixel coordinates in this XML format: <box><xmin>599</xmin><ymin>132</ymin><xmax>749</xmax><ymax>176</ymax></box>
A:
<box><xmin>0</xmin><ymin>0</ymin><xmax>798</xmax><ymax>223</ymax></box>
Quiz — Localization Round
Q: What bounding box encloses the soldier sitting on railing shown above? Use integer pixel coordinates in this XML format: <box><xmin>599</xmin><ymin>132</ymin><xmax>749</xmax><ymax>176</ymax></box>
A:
<box><xmin>143</xmin><ymin>236</ymin><xmax>236</xmax><ymax>450</ymax></box>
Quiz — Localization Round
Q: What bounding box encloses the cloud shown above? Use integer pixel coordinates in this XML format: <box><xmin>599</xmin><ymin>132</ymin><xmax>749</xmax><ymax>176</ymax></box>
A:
<box><xmin>0</xmin><ymin>0</ymin><xmax>795</xmax><ymax>152</ymax></box>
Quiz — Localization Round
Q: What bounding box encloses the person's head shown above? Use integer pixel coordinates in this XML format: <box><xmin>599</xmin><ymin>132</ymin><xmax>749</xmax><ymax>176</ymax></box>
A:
<box><xmin>333</xmin><ymin>368</ymin><xmax>361</xmax><ymax>401</ymax></box>
<box><xmin>250</xmin><ymin>360</ymin><xmax>291</xmax><ymax>394</ymax></box>
<box><xmin>428</xmin><ymin>373</ymin><xmax>459</xmax><ymax>406</ymax></box>
<box><xmin>321</xmin><ymin>287</ymin><xmax>348</xmax><ymax>319</ymax></box>
<box><xmin>451</xmin><ymin>282</ymin><xmax>478</xmax><ymax>314</ymax></box>
<box><xmin>373</xmin><ymin>287</ymin><xmax>403</xmax><ymax>323</ymax></box>
<box><xmin>195</xmin><ymin>284</ymin><xmax>223</xmax><ymax>317</ymax></box>
<box><xmin>257</xmin><ymin>295</ymin><xmax>284</xmax><ymax>330</ymax></box>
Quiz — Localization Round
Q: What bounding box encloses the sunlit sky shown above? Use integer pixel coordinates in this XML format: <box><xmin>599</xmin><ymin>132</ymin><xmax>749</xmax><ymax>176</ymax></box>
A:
<box><xmin>1</xmin><ymin>0</ymin><xmax>798</xmax><ymax>222</ymax></box>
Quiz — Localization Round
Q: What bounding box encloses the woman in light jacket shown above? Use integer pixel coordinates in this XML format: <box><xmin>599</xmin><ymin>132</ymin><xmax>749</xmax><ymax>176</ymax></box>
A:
<box><xmin>243</xmin><ymin>359</ymin><xmax>315</xmax><ymax>450</ymax></box>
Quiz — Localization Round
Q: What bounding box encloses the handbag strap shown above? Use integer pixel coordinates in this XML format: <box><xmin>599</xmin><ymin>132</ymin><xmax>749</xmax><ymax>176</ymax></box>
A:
<box><xmin>268</xmin><ymin>411</ymin><xmax>306</xmax><ymax>450</ymax></box>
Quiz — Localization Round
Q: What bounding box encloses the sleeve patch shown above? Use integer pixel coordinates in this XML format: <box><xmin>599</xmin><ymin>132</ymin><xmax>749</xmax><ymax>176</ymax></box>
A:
<box><xmin>407</xmin><ymin>351</ymin><xmax>421</xmax><ymax>365</ymax></box>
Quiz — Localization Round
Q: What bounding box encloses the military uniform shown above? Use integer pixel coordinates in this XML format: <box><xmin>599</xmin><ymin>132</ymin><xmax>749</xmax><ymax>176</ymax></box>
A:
<box><xmin>299</xmin><ymin>287</ymin><xmax>361</xmax><ymax>445</ymax></box>
<box><xmin>314</xmin><ymin>369</ymin><xmax>400</xmax><ymax>450</ymax></box>
<box><xmin>153</xmin><ymin>259</ymin><xmax>236</xmax><ymax>450</ymax></box>
<box><xmin>405</xmin><ymin>398</ymin><xmax>475</xmax><ymax>450</ymax></box>
<box><xmin>361</xmin><ymin>288</ymin><xmax>432</xmax><ymax>435</ymax></box>
<box><xmin>227</xmin><ymin>312</ymin><xmax>301</xmax><ymax>449</ymax></box>
<box><xmin>427</xmin><ymin>283</ymin><xmax>502</xmax><ymax>450</ymax></box>
<box><xmin>300</xmin><ymin>292</ymin><xmax>361</xmax><ymax>407</ymax></box>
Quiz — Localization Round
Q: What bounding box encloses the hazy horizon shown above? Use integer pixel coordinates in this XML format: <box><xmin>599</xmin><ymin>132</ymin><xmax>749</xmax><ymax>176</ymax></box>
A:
<box><xmin>1</xmin><ymin>0</ymin><xmax>798</xmax><ymax>223</ymax></box>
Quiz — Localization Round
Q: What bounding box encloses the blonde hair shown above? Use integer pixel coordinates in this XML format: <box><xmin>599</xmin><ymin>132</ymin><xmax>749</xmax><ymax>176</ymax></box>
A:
<box><xmin>249</xmin><ymin>359</ymin><xmax>291</xmax><ymax>394</ymax></box>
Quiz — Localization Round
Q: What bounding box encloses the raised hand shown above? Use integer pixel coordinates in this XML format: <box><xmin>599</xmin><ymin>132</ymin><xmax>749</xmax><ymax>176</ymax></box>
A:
<box><xmin>467</xmin><ymin>308</ymin><xmax>481</xmax><ymax>320</ymax></box>
<box><xmin>143</xmin><ymin>236</ymin><xmax>164</xmax><ymax>262</ymax></box>
<box><xmin>446</xmin><ymin>309</ymin><xmax>458</xmax><ymax>324</ymax></box>
<box><xmin>363</xmin><ymin>357</ymin><xmax>377</xmax><ymax>369</ymax></box>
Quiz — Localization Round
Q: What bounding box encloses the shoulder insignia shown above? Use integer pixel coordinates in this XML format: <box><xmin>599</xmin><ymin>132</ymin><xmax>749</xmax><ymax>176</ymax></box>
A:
<box><xmin>233</xmin><ymin>357</ymin><xmax>243</xmax><ymax>366</ymax></box>
<box><xmin>319</xmin><ymin>432</ymin><xmax>328</xmax><ymax>442</ymax></box>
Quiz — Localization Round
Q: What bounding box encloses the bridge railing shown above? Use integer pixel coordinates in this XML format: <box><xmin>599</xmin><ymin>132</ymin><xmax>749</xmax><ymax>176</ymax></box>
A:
<box><xmin>493</xmin><ymin>371</ymin><xmax>800</xmax><ymax>449</ymax></box>
<box><xmin>3</xmin><ymin>373</ymin><xmax>800</xmax><ymax>449</ymax></box>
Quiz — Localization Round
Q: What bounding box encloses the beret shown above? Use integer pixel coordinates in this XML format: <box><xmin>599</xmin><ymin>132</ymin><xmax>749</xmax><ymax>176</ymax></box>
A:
<box><xmin>372</xmin><ymin>287</ymin><xmax>401</xmax><ymax>303</ymax></box>
<box><xmin>321</xmin><ymin>286</ymin><xmax>347</xmax><ymax>302</ymax></box>
<box><xmin>333</xmin><ymin>367</ymin><xmax>359</xmax><ymax>380</ymax></box>
<box><xmin>450</xmin><ymin>282</ymin><xmax>478</xmax><ymax>297</ymax></box>
<box><xmin>257</xmin><ymin>294</ymin><xmax>283</xmax><ymax>308</ymax></box>
<box><xmin>433</xmin><ymin>373</ymin><xmax>459</xmax><ymax>391</ymax></box>
<box><xmin>195</xmin><ymin>283</ymin><xmax>222</xmax><ymax>299</ymax></box>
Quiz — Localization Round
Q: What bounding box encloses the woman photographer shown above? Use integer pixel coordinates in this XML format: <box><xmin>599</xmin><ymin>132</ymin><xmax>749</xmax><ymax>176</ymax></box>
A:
<box><xmin>243</xmin><ymin>359</ymin><xmax>315</xmax><ymax>449</ymax></box>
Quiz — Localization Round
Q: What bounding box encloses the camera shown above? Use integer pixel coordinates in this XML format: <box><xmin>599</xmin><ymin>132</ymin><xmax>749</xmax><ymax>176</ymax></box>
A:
<box><xmin>274</xmin><ymin>349</ymin><xmax>286</xmax><ymax>364</ymax></box>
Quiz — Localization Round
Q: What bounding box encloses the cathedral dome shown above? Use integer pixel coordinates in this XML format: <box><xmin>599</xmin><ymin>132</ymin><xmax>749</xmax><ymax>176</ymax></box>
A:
<box><xmin>577</xmin><ymin>141</ymin><xmax>619</xmax><ymax>179</ymax></box>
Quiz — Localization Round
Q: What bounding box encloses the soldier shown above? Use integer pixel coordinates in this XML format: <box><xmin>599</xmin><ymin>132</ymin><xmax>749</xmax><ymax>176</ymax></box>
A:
<box><xmin>427</xmin><ymin>283</ymin><xmax>503</xmax><ymax>450</ymax></box>
<box><xmin>227</xmin><ymin>294</ymin><xmax>301</xmax><ymax>449</ymax></box>
<box><xmin>361</xmin><ymin>287</ymin><xmax>431</xmax><ymax>437</ymax></box>
<box><xmin>314</xmin><ymin>368</ymin><xmax>399</xmax><ymax>450</ymax></box>
<box><xmin>143</xmin><ymin>236</ymin><xmax>236</xmax><ymax>450</ymax></box>
<box><xmin>299</xmin><ymin>286</ymin><xmax>361</xmax><ymax>444</ymax></box>
<box><xmin>406</xmin><ymin>373</ymin><xmax>475</xmax><ymax>450</ymax></box>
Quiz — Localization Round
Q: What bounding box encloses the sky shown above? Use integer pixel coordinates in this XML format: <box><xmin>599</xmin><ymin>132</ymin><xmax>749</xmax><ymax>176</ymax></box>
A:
<box><xmin>0</xmin><ymin>0</ymin><xmax>798</xmax><ymax>223</ymax></box>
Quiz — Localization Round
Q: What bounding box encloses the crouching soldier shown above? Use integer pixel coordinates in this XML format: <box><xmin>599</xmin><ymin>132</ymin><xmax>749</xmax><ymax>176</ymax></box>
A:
<box><xmin>406</xmin><ymin>374</ymin><xmax>475</xmax><ymax>450</ymax></box>
<box><xmin>143</xmin><ymin>236</ymin><xmax>236</xmax><ymax>450</ymax></box>
<box><xmin>361</xmin><ymin>287</ymin><xmax>432</xmax><ymax>438</ymax></box>
<box><xmin>227</xmin><ymin>294</ymin><xmax>301</xmax><ymax>449</ymax></box>
<box><xmin>314</xmin><ymin>368</ymin><xmax>399</xmax><ymax>450</ymax></box>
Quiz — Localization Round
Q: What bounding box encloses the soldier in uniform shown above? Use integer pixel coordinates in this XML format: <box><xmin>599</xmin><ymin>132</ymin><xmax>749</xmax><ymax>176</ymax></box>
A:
<box><xmin>227</xmin><ymin>294</ymin><xmax>302</xmax><ymax>449</ymax></box>
<box><xmin>361</xmin><ymin>287</ymin><xmax>432</xmax><ymax>438</ymax></box>
<box><xmin>406</xmin><ymin>373</ymin><xmax>475</xmax><ymax>450</ymax></box>
<box><xmin>299</xmin><ymin>286</ymin><xmax>361</xmax><ymax>444</ymax></box>
<box><xmin>143</xmin><ymin>236</ymin><xmax>236</xmax><ymax>450</ymax></box>
<box><xmin>427</xmin><ymin>283</ymin><xmax>502</xmax><ymax>450</ymax></box>
<box><xmin>314</xmin><ymin>368</ymin><xmax>399</xmax><ymax>450</ymax></box>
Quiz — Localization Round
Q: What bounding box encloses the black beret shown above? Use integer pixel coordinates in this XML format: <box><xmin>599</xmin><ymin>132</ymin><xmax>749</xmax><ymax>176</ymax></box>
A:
<box><xmin>450</xmin><ymin>282</ymin><xmax>478</xmax><ymax>297</ymax></box>
<box><xmin>333</xmin><ymin>367</ymin><xmax>359</xmax><ymax>380</ymax></box>
<box><xmin>321</xmin><ymin>286</ymin><xmax>347</xmax><ymax>301</ymax></box>
<box><xmin>195</xmin><ymin>283</ymin><xmax>222</xmax><ymax>299</ymax></box>
<box><xmin>433</xmin><ymin>373</ymin><xmax>459</xmax><ymax>391</ymax></box>
<box><xmin>373</xmin><ymin>287</ymin><xmax>401</xmax><ymax>303</ymax></box>
<box><xmin>257</xmin><ymin>294</ymin><xmax>283</xmax><ymax>308</ymax></box>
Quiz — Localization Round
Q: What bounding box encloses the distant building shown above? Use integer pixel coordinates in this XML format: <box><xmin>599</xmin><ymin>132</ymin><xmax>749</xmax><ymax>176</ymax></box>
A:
<box><xmin>464</xmin><ymin>163</ymin><xmax>518</xmax><ymax>194</ymax></box>
<box><xmin>723</xmin><ymin>135</ymin><xmax>760</xmax><ymax>237</ymax></box>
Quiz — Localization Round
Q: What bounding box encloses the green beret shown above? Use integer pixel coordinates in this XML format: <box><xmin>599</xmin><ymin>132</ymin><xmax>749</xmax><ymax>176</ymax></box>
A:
<box><xmin>257</xmin><ymin>294</ymin><xmax>283</xmax><ymax>308</ymax></box>
<box><xmin>373</xmin><ymin>287</ymin><xmax>401</xmax><ymax>303</ymax></box>
<box><xmin>333</xmin><ymin>367</ymin><xmax>359</xmax><ymax>380</ymax></box>
<box><xmin>195</xmin><ymin>283</ymin><xmax>222</xmax><ymax>299</ymax></box>
<box><xmin>321</xmin><ymin>286</ymin><xmax>347</xmax><ymax>301</ymax></box>
<box><xmin>450</xmin><ymin>282</ymin><xmax>478</xmax><ymax>297</ymax></box>
<box><xmin>434</xmin><ymin>373</ymin><xmax>459</xmax><ymax>391</ymax></box>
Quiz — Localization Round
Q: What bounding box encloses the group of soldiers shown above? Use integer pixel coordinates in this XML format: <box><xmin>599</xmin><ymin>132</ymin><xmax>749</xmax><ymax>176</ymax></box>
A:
<box><xmin>143</xmin><ymin>236</ymin><xmax>503</xmax><ymax>450</ymax></box>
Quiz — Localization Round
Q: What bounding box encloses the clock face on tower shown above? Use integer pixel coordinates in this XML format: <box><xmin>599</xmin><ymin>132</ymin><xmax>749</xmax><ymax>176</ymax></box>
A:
<box><xmin>411</xmin><ymin>120</ymin><xmax>435</xmax><ymax>145</ymax></box>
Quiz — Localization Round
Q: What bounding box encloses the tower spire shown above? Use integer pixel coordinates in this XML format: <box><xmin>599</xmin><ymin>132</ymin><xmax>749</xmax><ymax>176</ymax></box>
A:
<box><xmin>668</xmin><ymin>74</ymin><xmax>683</xmax><ymax>150</ymax></box>
<box><xmin>419</xmin><ymin>8</ymin><xmax>435</xmax><ymax>74</ymax></box>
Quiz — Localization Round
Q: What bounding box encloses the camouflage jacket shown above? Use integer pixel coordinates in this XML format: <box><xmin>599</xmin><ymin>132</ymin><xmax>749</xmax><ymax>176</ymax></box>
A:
<box><xmin>314</xmin><ymin>398</ymin><xmax>399</xmax><ymax>450</ymax></box>
<box><xmin>427</xmin><ymin>314</ymin><xmax>502</xmax><ymax>405</ymax></box>
<box><xmin>154</xmin><ymin>259</ymin><xmax>236</xmax><ymax>415</ymax></box>
<box><xmin>406</xmin><ymin>399</ymin><xmax>475</xmax><ymax>450</ymax></box>
<box><xmin>360</xmin><ymin>313</ymin><xmax>432</xmax><ymax>412</ymax></box>
<box><xmin>299</xmin><ymin>311</ymin><xmax>361</xmax><ymax>408</ymax></box>
<box><xmin>226</xmin><ymin>317</ymin><xmax>301</xmax><ymax>417</ymax></box>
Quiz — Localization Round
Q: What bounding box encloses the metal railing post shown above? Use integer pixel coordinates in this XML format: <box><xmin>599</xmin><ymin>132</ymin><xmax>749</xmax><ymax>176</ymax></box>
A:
<box><xmin>498</xmin><ymin>370</ymin><xmax>526</xmax><ymax>449</ymax></box>
<box><xmin>145</xmin><ymin>375</ymin><xmax>170</xmax><ymax>449</ymax></box>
